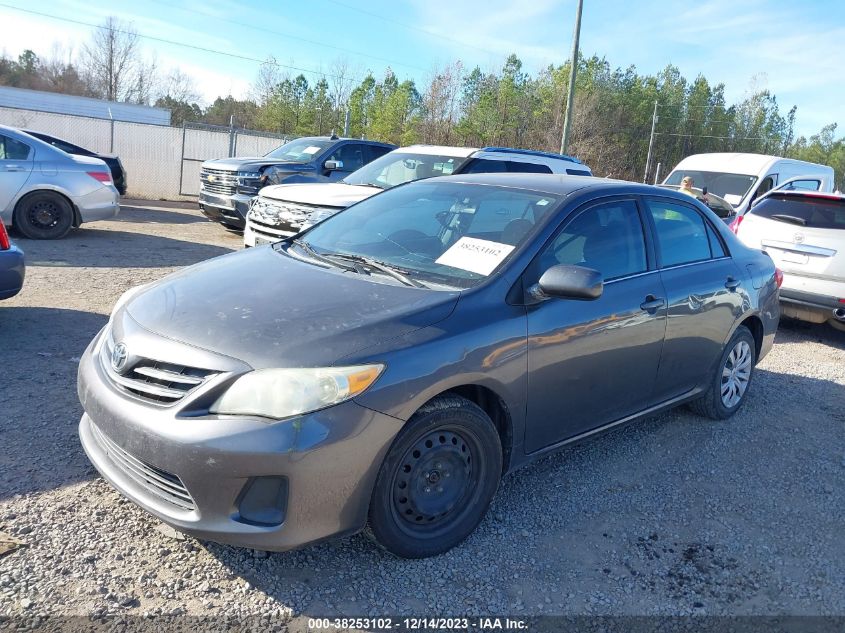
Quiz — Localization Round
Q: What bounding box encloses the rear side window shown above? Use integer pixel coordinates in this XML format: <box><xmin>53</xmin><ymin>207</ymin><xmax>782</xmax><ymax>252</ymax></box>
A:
<box><xmin>780</xmin><ymin>179</ymin><xmax>820</xmax><ymax>192</ymax></box>
<box><xmin>0</xmin><ymin>135</ymin><xmax>31</xmax><ymax>160</ymax></box>
<box><xmin>646</xmin><ymin>199</ymin><xmax>718</xmax><ymax>267</ymax></box>
<box><xmin>460</xmin><ymin>158</ymin><xmax>552</xmax><ymax>175</ymax></box>
<box><xmin>566</xmin><ymin>168</ymin><xmax>591</xmax><ymax>176</ymax></box>
<box><xmin>749</xmin><ymin>195</ymin><xmax>845</xmax><ymax>230</ymax></box>
<box><xmin>366</xmin><ymin>145</ymin><xmax>393</xmax><ymax>161</ymax></box>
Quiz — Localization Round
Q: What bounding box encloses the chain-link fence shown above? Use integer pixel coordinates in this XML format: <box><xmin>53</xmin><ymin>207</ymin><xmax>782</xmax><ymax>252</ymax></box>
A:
<box><xmin>0</xmin><ymin>106</ymin><xmax>291</xmax><ymax>200</ymax></box>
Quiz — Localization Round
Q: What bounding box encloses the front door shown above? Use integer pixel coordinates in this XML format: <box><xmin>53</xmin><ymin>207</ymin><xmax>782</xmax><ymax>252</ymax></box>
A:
<box><xmin>0</xmin><ymin>134</ymin><xmax>33</xmax><ymax>213</ymax></box>
<box><xmin>524</xmin><ymin>199</ymin><xmax>667</xmax><ymax>453</ymax></box>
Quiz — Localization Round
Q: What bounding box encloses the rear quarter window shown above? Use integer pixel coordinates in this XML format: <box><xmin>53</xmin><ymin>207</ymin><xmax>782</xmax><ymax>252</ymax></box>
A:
<box><xmin>750</xmin><ymin>196</ymin><xmax>845</xmax><ymax>230</ymax></box>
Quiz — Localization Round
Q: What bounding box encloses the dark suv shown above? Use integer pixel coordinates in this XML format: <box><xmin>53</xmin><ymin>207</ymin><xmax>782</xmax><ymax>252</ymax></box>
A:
<box><xmin>199</xmin><ymin>136</ymin><xmax>396</xmax><ymax>230</ymax></box>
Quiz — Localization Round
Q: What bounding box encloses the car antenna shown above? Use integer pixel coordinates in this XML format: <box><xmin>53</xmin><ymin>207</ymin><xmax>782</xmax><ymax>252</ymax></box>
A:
<box><xmin>329</xmin><ymin>130</ymin><xmax>338</xmax><ymax>140</ymax></box>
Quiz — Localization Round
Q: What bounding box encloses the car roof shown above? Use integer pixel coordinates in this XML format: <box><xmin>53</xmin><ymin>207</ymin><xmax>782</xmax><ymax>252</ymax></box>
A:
<box><xmin>479</xmin><ymin>146</ymin><xmax>582</xmax><ymax>164</ymax></box>
<box><xmin>673</xmin><ymin>152</ymin><xmax>831</xmax><ymax>174</ymax></box>
<box><xmin>421</xmin><ymin>172</ymin><xmax>692</xmax><ymax>199</ymax></box>
<box><xmin>392</xmin><ymin>144</ymin><xmax>479</xmax><ymax>157</ymax></box>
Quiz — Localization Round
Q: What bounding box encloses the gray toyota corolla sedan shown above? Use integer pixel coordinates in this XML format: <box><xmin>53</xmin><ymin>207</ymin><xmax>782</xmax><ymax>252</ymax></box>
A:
<box><xmin>78</xmin><ymin>174</ymin><xmax>780</xmax><ymax>558</ymax></box>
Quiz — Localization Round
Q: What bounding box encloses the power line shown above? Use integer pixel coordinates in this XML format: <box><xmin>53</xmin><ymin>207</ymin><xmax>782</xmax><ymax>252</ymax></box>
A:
<box><xmin>655</xmin><ymin>132</ymin><xmax>768</xmax><ymax>140</ymax></box>
<box><xmin>143</xmin><ymin>0</ymin><xmax>430</xmax><ymax>74</ymax></box>
<box><xmin>322</xmin><ymin>0</ymin><xmax>501</xmax><ymax>57</ymax></box>
<box><xmin>0</xmin><ymin>3</ymin><xmax>370</xmax><ymax>85</ymax></box>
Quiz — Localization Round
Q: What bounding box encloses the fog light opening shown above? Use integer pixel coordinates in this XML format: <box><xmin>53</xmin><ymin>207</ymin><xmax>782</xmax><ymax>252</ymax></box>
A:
<box><xmin>235</xmin><ymin>476</ymin><xmax>288</xmax><ymax>527</ymax></box>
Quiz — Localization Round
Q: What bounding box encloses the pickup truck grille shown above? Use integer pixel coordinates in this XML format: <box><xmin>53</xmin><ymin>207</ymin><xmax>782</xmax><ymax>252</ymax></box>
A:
<box><xmin>100</xmin><ymin>335</ymin><xmax>215</xmax><ymax>405</ymax></box>
<box><xmin>200</xmin><ymin>167</ymin><xmax>238</xmax><ymax>196</ymax></box>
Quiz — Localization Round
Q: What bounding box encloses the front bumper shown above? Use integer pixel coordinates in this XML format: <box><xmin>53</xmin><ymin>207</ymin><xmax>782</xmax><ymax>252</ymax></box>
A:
<box><xmin>77</xmin><ymin>186</ymin><xmax>120</xmax><ymax>223</ymax></box>
<box><xmin>0</xmin><ymin>244</ymin><xmax>25</xmax><ymax>300</ymax></box>
<box><xmin>198</xmin><ymin>190</ymin><xmax>252</xmax><ymax>230</ymax></box>
<box><xmin>77</xmin><ymin>326</ymin><xmax>403</xmax><ymax>551</ymax></box>
<box><xmin>243</xmin><ymin>219</ymin><xmax>296</xmax><ymax>248</ymax></box>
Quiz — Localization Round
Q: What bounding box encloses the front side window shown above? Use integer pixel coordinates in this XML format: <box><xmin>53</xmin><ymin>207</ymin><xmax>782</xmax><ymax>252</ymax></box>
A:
<box><xmin>0</xmin><ymin>135</ymin><xmax>31</xmax><ymax>160</ymax></box>
<box><xmin>646</xmin><ymin>199</ymin><xmax>717</xmax><ymax>267</ymax></box>
<box><xmin>535</xmin><ymin>200</ymin><xmax>647</xmax><ymax>281</ymax></box>
<box><xmin>326</xmin><ymin>144</ymin><xmax>367</xmax><ymax>172</ymax></box>
<box><xmin>297</xmin><ymin>182</ymin><xmax>560</xmax><ymax>288</ymax></box>
<box><xmin>264</xmin><ymin>138</ymin><xmax>333</xmax><ymax>162</ymax></box>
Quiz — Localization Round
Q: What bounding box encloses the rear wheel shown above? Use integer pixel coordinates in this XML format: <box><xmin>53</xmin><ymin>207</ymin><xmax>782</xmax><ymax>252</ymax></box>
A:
<box><xmin>366</xmin><ymin>395</ymin><xmax>502</xmax><ymax>558</ymax></box>
<box><xmin>689</xmin><ymin>325</ymin><xmax>756</xmax><ymax>420</ymax></box>
<box><xmin>14</xmin><ymin>192</ymin><xmax>74</xmax><ymax>240</ymax></box>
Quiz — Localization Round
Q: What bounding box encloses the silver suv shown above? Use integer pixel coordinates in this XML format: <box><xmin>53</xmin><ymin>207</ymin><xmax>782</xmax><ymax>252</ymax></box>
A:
<box><xmin>244</xmin><ymin>145</ymin><xmax>592</xmax><ymax>247</ymax></box>
<box><xmin>734</xmin><ymin>190</ymin><xmax>845</xmax><ymax>330</ymax></box>
<box><xmin>0</xmin><ymin>125</ymin><xmax>119</xmax><ymax>239</ymax></box>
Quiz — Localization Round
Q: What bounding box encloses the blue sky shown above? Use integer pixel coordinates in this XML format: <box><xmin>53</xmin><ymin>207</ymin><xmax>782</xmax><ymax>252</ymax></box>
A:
<box><xmin>1</xmin><ymin>0</ymin><xmax>842</xmax><ymax>138</ymax></box>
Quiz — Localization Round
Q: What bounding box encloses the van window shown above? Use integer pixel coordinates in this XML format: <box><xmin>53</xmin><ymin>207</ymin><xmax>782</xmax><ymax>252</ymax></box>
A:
<box><xmin>752</xmin><ymin>176</ymin><xmax>775</xmax><ymax>200</ymax></box>
<box><xmin>665</xmin><ymin>170</ymin><xmax>756</xmax><ymax>201</ymax></box>
<box><xmin>780</xmin><ymin>179</ymin><xmax>821</xmax><ymax>192</ymax></box>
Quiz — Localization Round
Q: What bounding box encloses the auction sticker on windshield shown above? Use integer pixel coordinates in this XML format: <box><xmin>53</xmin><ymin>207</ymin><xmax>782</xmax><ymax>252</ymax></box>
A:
<box><xmin>435</xmin><ymin>237</ymin><xmax>515</xmax><ymax>275</ymax></box>
<box><xmin>303</xmin><ymin>146</ymin><xmax>322</xmax><ymax>154</ymax></box>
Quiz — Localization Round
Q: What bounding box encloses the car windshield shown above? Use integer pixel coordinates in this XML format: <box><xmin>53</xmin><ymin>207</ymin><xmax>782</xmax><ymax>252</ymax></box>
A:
<box><xmin>286</xmin><ymin>181</ymin><xmax>560</xmax><ymax>289</ymax></box>
<box><xmin>342</xmin><ymin>151</ymin><xmax>470</xmax><ymax>189</ymax></box>
<box><xmin>265</xmin><ymin>138</ymin><xmax>333</xmax><ymax>162</ymax></box>
<box><xmin>665</xmin><ymin>170</ymin><xmax>757</xmax><ymax>202</ymax></box>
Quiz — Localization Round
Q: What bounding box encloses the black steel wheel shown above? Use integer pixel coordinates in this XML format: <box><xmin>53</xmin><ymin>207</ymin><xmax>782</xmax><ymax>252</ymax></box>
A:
<box><xmin>366</xmin><ymin>394</ymin><xmax>502</xmax><ymax>558</ymax></box>
<box><xmin>15</xmin><ymin>192</ymin><xmax>74</xmax><ymax>240</ymax></box>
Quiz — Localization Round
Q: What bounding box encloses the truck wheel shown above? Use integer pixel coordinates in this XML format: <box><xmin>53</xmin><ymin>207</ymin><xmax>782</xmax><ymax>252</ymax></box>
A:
<box><xmin>365</xmin><ymin>395</ymin><xmax>502</xmax><ymax>558</ymax></box>
<box><xmin>15</xmin><ymin>192</ymin><xmax>74</xmax><ymax>240</ymax></box>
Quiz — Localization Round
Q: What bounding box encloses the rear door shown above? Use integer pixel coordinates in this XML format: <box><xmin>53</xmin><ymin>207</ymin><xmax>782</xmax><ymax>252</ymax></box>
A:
<box><xmin>0</xmin><ymin>134</ymin><xmax>34</xmax><ymax>213</ymax></box>
<box><xmin>643</xmin><ymin>196</ymin><xmax>746</xmax><ymax>402</ymax></box>
<box><xmin>737</xmin><ymin>193</ymin><xmax>845</xmax><ymax>296</ymax></box>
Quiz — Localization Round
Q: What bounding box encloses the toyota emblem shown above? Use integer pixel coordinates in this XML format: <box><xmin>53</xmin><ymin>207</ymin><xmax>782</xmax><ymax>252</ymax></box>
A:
<box><xmin>111</xmin><ymin>342</ymin><xmax>128</xmax><ymax>372</ymax></box>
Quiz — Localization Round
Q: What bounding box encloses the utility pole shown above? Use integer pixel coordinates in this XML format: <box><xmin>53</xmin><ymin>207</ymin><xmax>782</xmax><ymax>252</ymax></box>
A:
<box><xmin>643</xmin><ymin>100</ymin><xmax>658</xmax><ymax>183</ymax></box>
<box><xmin>560</xmin><ymin>0</ymin><xmax>584</xmax><ymax>155</ymax></box>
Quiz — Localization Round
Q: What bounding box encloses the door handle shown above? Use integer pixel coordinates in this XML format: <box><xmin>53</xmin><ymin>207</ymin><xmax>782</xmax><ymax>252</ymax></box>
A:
<box><xmin>725</xmin><ymin>277</ymin><xmax>742</xmax><ymax>291</ymax></box>
<box><xmin>4</xmin><ymin>165</ymin><xmax>25</xmax><ymax>172</ymax></box>
<box><xmin>640</xmin><ymin>295</ymin><xmax>666</xmax><ymax>313</ymax></box>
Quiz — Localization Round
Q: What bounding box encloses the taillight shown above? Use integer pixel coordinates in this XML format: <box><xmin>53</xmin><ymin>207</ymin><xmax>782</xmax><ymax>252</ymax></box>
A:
<box><xmin>774</xmin><ymin>267</ymin><xmax>784</xmax><ymax>289</ymax></box>
<box><xmin>729</xmin><ymin>214</ymin><xmax>744</xmax><ymax>235</ymax></box>
<box><xmin>87</xmin><ymin>171</ymin><xmax>112</xmax><ymax>184</ymax></box>
<box><xmin>0</xmin><ymin>222</ymin><xmax>10</xmax><ymax>250</ymax></box>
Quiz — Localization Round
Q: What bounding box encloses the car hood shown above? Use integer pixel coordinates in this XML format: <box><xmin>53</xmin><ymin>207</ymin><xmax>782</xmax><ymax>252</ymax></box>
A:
<box><xmin>122</xmin><ymin>246</ymin><xmax>458</xmax><ymax>369</ymax></box>
<box><xmin>201</xmin><ymin>157</ymin><xmax>309</xmax><ymax>171</ymax></box>
<box><xmin>260</xmin><ymin>183</ymin><xmax>377</xmax><ymax>208</ymax></box>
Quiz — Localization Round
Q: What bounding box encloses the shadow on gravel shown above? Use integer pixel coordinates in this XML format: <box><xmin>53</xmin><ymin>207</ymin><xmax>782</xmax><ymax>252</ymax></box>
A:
<box><xmin>118</xmin><ymin>205</ymin><xmax>209</xmax><ymax>226</ymax></box>
<box><xmin>200</xmin><ymin>363</ymin><xmax>845</xmax><ymax>616</ymax></box>
<box><xmin>0</xmin><ymin>307</ymin><xmax>107</xmax><ymax>500</ymax></box>
<box><xmin>15</xmin><ymin>227</ymin><xmax>234</xmax><ymax>269</ymax></box>
<box><xmin>777</xmin><ymin>317</ymin><xmax>845</xmax><ymax>350</ymax></box>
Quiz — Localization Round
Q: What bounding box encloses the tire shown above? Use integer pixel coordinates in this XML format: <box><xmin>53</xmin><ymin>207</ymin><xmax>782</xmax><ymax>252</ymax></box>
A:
<box><xmin>828</xmin><ymin>319</ymin><xmax>845</xmax><ymax>333</ymax></box>
<box><xmin>14</xmin><ymin>192</ymin><xmax>74</xmax><ymax>240</ymax></box>
<box><xmin>366</xmin><ymin>395</ymin><xmax>502</xmax><ymax>558</ymax></box>
<box><xmin>688</xmin><ymin>325</ymin><xmax>756</xmax><ymax>420</ymax></box>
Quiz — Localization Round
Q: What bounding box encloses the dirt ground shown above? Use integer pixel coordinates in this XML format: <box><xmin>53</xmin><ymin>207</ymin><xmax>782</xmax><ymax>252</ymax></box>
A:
<box><xmin>1</xmin><ymin>200</ymin><xmax>843</xmax><ymax>627</ymax></box>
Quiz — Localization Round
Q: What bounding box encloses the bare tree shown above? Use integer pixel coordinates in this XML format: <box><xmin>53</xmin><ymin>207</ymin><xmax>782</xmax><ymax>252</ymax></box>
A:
<box><xmin>80</xmin><ymin>17</ymin><xmax>142</xmax><ymax>102</ymax></box>
<box><xmin>159</xmin><ymin>67</ymin><xmax>200</xmax><ymax>103</ymax></box>
<box><xmin>251</xmin><ymin>56</ymin><xmax>281</xmax><ymax>106</ymax></box>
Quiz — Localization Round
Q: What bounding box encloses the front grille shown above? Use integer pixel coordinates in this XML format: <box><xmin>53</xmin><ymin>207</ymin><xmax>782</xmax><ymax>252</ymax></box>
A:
<box><xmin>100</xmin><ymin>336</ymin><xmax>215</xmax><ymax>405</ymax></box>
<box><xmin>200</xmin><ymin>167</ymin><xmax>238</xmax><ymax>196</ymax></box>
<box><xmin>90</xmin><ymin>423</ymin><xmax>195</xmax><ymax>511</ymax></box>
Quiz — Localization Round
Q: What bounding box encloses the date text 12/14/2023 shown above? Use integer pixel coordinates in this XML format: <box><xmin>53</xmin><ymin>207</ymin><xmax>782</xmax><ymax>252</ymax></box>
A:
<box><xmin>307</xmin><ymin>617</ymin><xmax>529</xmax><ymax>630</ymax></box>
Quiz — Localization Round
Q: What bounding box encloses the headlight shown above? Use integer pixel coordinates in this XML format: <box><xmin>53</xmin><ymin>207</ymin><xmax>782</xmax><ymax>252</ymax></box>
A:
<box><xmin>209</xmin><ymin>364</ymin><xmax>385</xmax><ymax>419</ymax></box>
<box><xmin>110</xmin><ymin>283</ymin><xmax>150</xmax><ymax>319</ymax></box>
<box><xmin>237</xmin><ymin>171</ymin><xmax>261</xmax><ymax>179</ymax></box>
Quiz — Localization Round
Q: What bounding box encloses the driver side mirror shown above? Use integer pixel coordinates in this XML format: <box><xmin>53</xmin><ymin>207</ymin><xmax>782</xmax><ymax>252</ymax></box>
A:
<box><xmin>529</xmin><ymin>264</ymin><xmax>603</xmax><ymax>302</ymax></box>
<box><xmin>324</xmin><ymin>160</ymin><xmax>343</xmax><ymax>171</ymax></box>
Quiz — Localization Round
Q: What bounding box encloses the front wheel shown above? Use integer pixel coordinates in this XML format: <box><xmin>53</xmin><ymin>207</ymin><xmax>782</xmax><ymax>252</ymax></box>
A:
<box><xmin>689</xmin><ymin>325</ymin><xmax>756</xmax><ymax>420</ymax></box>
<box><xmin>366</xmin><ymin>395</ymin><xmax>502</xmax><ymax>558</ymax></box>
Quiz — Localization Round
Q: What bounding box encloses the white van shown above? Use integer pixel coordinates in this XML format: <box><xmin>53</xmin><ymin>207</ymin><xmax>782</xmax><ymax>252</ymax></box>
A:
<box><xmin>663</xmin><ymin>153</ymin><xmax>834</xmax><ymax>215</ymax></box>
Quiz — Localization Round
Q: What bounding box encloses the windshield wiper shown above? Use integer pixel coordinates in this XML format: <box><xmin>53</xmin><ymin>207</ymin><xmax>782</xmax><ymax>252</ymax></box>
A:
<box><xmin>355</xmin><ymin>182</ymin><xmax>386</xmax><ymax>190</ymax></box>
<box><xmin>328</xmin><ymin>253</ymin><xmax>427</xmax><ymax>288</ymax></box>
<box><xmin>770</xmin><ymin>214</ymin><xmax>807</xmax><ymax>226</ymax></box>
<box><xmin>289</xmin><ymin>239</ymin><xmax>357</xmax><ymax>271</ymax></box>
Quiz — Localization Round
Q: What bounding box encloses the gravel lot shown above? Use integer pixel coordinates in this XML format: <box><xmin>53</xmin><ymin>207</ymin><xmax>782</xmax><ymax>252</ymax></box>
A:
<box><xmin>1</xmin><ymin>200</ymin><xmax>844</xmax><ymax>626</ymax></box>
